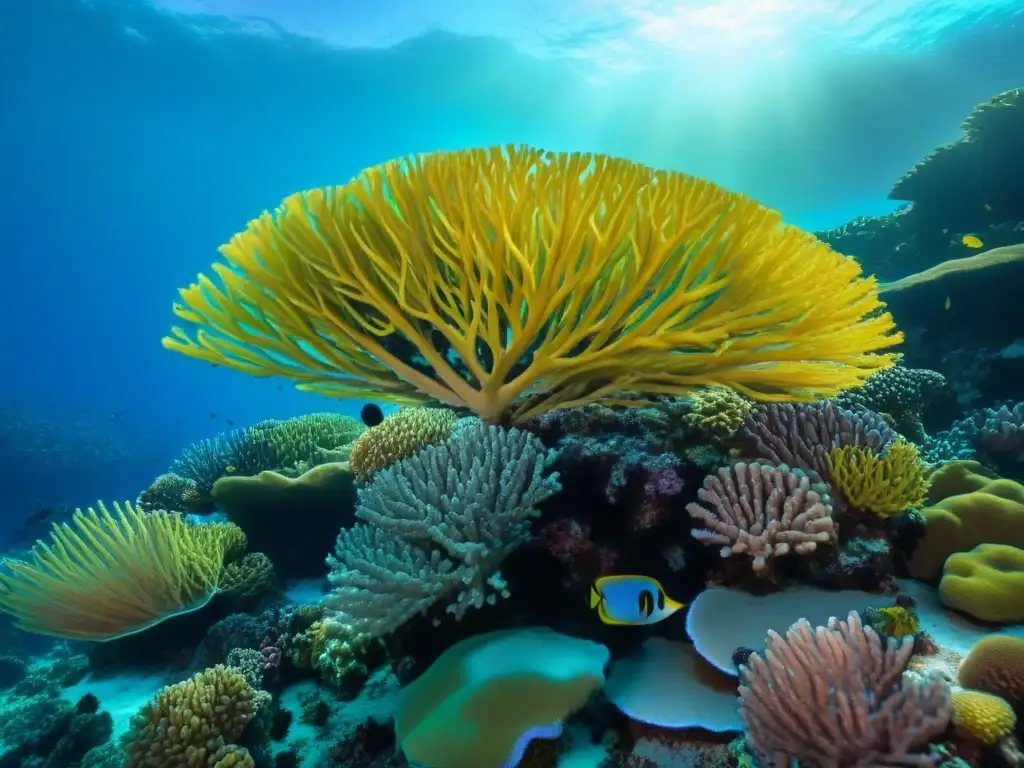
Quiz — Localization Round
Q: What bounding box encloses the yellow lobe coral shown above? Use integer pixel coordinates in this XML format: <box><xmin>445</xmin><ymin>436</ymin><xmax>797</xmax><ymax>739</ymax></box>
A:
<box><xmin>951</xmin><ymin>689</ymin><xmax>1016</xmax><ymax>745</ymax></box>
<box><xmin>163</xmin><ymin>146</ymin><xmax>901</xmax><ymax>424</ymax></box>
<box><xmin>0</xmin><ymin>502</ymin><xmax>235</xmax><ymax>641</ymax></box>
<box><xmin>940</xmin><ymin>544</ymin><xmax>1024</xmax><ymax>624</ymax></box>
<box><xmin>826</xmin><ymin>439</ymin><xmax>927</xmax><ymax>517</ymax></box>
<box><xmin>348</xmin><ymin>407</ymin><xmax>458</xmax><ymax>480</ymax></box>
<box><xmin>908</xmin><ymin>462</ymin><xmax>1024</xmax><ymax>581</ymax></box>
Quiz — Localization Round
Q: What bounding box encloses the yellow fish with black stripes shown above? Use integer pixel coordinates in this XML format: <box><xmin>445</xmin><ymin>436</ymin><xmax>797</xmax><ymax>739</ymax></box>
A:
<box><xmin>588</xmin><ymin>574</ymin><xmax>684</xmax><ymax>626</ymax></box>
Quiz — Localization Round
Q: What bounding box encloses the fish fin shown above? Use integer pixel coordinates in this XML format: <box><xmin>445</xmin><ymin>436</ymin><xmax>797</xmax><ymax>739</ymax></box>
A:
<box><xmin>589</xmin><ymin>584</ymin><xmax>602</xmax><ymax>610</ymax></box>
<box><xmin>664</xmin><ymin>598</ymin><xmax>685</xmax><ymax>612</ymax></box>
<box><xmin>598</xmin><ymin>610</ymin><xmax>635</xmax><ymax>626</ymax></box>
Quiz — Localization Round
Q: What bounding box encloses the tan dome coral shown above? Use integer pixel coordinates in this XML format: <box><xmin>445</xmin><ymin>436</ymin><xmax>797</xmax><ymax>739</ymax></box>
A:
<box><xmin>348</xmin><ymin>407</ymin><xmax>457</xmax><ymax>480</ymax></box>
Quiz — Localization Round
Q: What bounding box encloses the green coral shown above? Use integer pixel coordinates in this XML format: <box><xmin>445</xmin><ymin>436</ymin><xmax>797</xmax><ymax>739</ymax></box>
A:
<box><xmin>249</xmin><ymin>413</ymin><xmax>365</xmax><ymax>474</ymax></box>
<box><xmin>684</xmin><ymin>387</ymin><xmax>752</xmax><ymax>443</ymax></box>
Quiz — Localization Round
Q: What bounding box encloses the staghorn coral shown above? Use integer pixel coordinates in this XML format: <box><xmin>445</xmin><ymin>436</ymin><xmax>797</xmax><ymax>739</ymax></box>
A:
<box><xmin>744</xmin><ymin>401</ymin><xmax>896</xmax><ymax>486</ymax></box>
<box><xmin>121</xmin><ymin>665</ymin><xmax>257</xmax><ymax>768</ymax></box>
<box><xmin>324</xmin><ymin>421</ymin><xmax>561</xmax><ymax>639</ymax></box>
<box><xmin>686</xmin><ymin>462</ymin><xmax>837</xmax><ymax>574</ymax></box>
<box><xmin>0</xmin><ymin>503</ymin><xmax>237</xmax><ymax>640</ymax></box>
<box><xmin>348</xmin><ymin>406</ymin><xmax>457</xmax><ymax>481</ymax></box>
<box><xmin>826</xmin><ymin>439</ymin><xmax>928</xmax><ymax>517</ymax></box>
<box><xmin>164</xmin><ymin>146</ymin><xmax>901</xmax><ymax>424</ymax></box>
<box><xmin>738</xmin><ymin>610</ymin><xmax>952</xmax><ymax>766</ymax></box>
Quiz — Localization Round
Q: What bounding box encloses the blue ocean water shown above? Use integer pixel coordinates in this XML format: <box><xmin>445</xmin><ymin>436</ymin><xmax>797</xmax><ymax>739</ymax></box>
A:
<box><xmin>2</xmin><ymin>0</ymin><xmax>1022</xmax><ymax>528</ymax></box>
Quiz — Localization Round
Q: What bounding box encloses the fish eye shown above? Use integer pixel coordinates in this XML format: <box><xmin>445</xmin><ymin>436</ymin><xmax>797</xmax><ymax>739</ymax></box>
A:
<box><xmin>658</xmin><ymin>590</ymin><xmax>665</xmax><ymax>610</ymax></box>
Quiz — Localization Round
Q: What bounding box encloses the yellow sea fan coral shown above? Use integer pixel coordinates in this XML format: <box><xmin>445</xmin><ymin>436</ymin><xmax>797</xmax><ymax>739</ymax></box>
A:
<box><xmin>122</xmin><ymin>665</ymin><xmax>257</xmax><ymax>767</ymax></box>
<box><xmin>348</xmin><ymin>407</ymin><xmax>458</xmax><ymax>480</ymax></box>
<box><xmin>951</xmin><ymin>689</ymin><xmax>1016</xmax><ymax>745</ymax></box>
<box><xmin>0</xmin><ymin>502</ymin><xmax>232</xmax><ymax>641</ymax></box>
<box><xmin>163</xmin><ymin>146</ymin><xmax>901</xmax><ymax>423</ymax></box>
<box><xmin>826</xmin><ymin>439</ymin><xmax>928</xmax><ymax>516</ymax></box>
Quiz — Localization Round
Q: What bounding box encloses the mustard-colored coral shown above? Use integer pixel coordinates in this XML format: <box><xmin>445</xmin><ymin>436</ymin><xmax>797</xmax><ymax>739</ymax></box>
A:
<box><xmin>826</xmin><ymin>439</ymin><xmax>928</xmax><ymax>517</ymax></box>
<box><xmin>210</xmin><ymin>744</ymin><xmax>256</xmax><ymax>768</ymax></box>
<box><xmin>220</xmin><ymin>552</ymin><xmax>276</xmax><ymax>598</ymax></box>
<box><xmin>876</xmin><ymin>605</ymin><xmax>919</xmax><ymax>639</ymax></box>
<box><xmin>122</xmin><ymin>665</ymin><xmax>257</xmax><ymax>767</ymax></box>
<box><xmin>348</xmin><ymin>407</ymin><xmax>457</xmax><ymax>480</ymax></box>
<box><xmin>163</xmin><ymin>146</ymin><xmax>901</xmax><ymax>424</ymax></box>
<box><xmin>907</xmin><ymin>461</ymin><xmax>1024</xmax><ymax>581</ymax></box>
<box><xmin>958</xmin><ymin>635</ymin><xmax>1024</xmax><ymax>709</ymax></box>
<box><xmin>685</xmin><ymin>386</ymin><xmax>752</xmax><ymax>441</ymax></box>
<box><xmin>0</xmin><ymin>503</ymin><xmax>235</xmax><ymax>641</ymax></box>
<box><xmin>940</xmin><ymin>544</ymin><xmax>1024</xmax><ymax>624</ymax></box>
<box><xmin>951</xmin><ymin>689</ymin><xmax>1016</xmax><ymax>744</ymax></box>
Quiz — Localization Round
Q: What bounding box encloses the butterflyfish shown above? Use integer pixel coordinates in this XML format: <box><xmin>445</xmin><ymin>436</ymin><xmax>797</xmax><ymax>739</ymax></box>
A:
<box><xmin>588</xmin><ymin>574</ymin><xmax>684</xmax><ymax>626</ymax></box>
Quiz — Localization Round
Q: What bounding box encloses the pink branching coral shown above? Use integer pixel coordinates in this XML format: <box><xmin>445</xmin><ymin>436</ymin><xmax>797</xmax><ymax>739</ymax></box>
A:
<box><xmin>686</xmin><ymin>462</ymin><xmax>837</xmax><ymax>573</ymax></box>
<box><xmin>738</xmin><ymin>611</ymin><xmax>952</xmax><ymax>766</ymax></box>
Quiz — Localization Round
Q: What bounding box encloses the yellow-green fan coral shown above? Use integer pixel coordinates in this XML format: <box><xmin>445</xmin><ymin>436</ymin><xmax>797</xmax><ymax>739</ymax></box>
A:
<box><xmin>0</xmin><ymin>501</ymin><xmax>235</xmax><ymax>641</ymax></box>
<box><xmin>165</xmin><ymin>145</ymin><xmax>902</xmax><ymax>423</ymax></box>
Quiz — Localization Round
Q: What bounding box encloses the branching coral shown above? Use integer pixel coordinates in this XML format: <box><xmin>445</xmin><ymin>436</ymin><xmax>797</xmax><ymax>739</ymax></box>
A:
<box><xmin>164</xmin><ymin>146</ymin><xmax>901</xmax><ymax>423</ymax></box>
<box><xmin>827</xmin><ymin>439</ymin><xmax>929</xmax><ymax>517</ymax></box>
<box><xmin>0</xmin><ymin>503</ymin><xmax>238</xmax><ymax>640</ymax></box>
<box><xmin>744</xmin><ymin>401</ymin><xmax>896</xmax><ymax>485</ymax></box>
<box><xmin>324</xmin><ymin>421</ymin><xmax>561</xmax><ymax>639</ymax></box>
<box><xmin>686</xmin><ymin>462</ymin><xmax>837</xmax><ymax>573</ymax></box>
<box><xmin>738</xmin><ymin>611</ymin><xmax>952</xmax><ymax>766</ymax></box>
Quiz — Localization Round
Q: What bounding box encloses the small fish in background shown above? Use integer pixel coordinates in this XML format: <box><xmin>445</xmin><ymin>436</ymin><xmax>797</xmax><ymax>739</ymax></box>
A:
<box><xmin>225</xmin><ymin>464</ymin><xmax>237</xmax><ymax>474</ymax></box>
<box><xmin>209</xmin><ymin>412</ymin><xmax>217</xmax><ymax>419</ymax></box>
<box><xmin>984</xmin><ymin>203</ymin><xmax>992</xmax><ymax>212</ymax></box>
<box><xmin>226</xmin><ymin>419</ymin><xmax>235</xmax><ymax>426</ymax></box>
<box><xmin>361</xmin><ymin>403</ymin><xmax>385</xmax><ymax>427</ymax></box>
<box><xmin>962</xmin><ymin>234</ymin><xmax>984</xmax><ymax>249</ymax></box>
<box><xmin>589</xmin><ymin>574</ymin><xmax>684</xmax><ymax>626</ymax></box>
<box><xmin>944</xmin><ymin>296</ymin><xmax>952</xmax><ymax>311</ymax></box>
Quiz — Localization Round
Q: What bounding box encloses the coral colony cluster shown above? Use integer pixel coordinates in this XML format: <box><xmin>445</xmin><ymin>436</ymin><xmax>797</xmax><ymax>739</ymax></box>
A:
<box><xmin>2</xmin><ymin>90</ymin><xmax>1024</xmax><ymax>768</ymax></box>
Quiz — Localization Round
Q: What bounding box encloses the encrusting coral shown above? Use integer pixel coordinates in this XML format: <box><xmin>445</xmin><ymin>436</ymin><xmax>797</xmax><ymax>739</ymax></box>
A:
<box><xmin>164</xmin><ymin>145</ymin><xmax>901</xmax><ymax>423</ymax></box>
<box><xmin>0</xmin><ymin>502</ymin><xmax>240</xmax><ymax>641</ymax></box>
<box><xmin>738</xmin><ymin>611</ymin><xmax>952</xmax><ymax>765</ymax></box>
<box><xmin>686</xmin><ymin>461</ymin><xmax>837</xmax><ymax>574</ymax></box>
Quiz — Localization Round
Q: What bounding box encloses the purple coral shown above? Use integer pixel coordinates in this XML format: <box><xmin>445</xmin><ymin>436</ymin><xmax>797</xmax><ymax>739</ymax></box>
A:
<box><xmin>686</xmin><ymin>462</ymin><xmax>836</xmax><ymax>573</ymax></box>
<box><xmin>744</xmin><ymin>402</ymin><xmax>894</xmax><ymax>484</ymax></box>
<box><xmin>739</xmin><ymin>611</ymin><xmax>952</xmax><ymax>766</ymax></box>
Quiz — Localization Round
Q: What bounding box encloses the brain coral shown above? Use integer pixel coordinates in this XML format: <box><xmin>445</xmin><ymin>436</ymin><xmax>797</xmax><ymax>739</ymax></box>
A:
<box><xmin>940</xmin><ymin>543</ymin><xmax>1024</xmax><ymax>623</ymax></box>
<box><xmin>951</xmin><ymin>689</ymin><xmax>1016</xmax><ymax>745</ymax></box>
<box><xmin>958</xmin><ymin>635</ymin><xmax>1024</xmax><ymax>711</ymax></box>
<box><xmin>907</xmin><ymin>460</ymin><xmax>1024</xmax><ymax>581</ymax></box>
